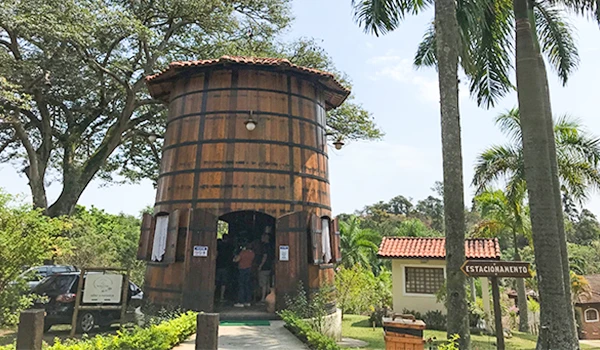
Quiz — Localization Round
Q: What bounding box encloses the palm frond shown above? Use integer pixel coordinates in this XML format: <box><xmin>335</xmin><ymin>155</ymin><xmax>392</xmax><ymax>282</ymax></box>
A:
<box><xmin>494</xmin><ymin>108</ymin><xmax>522</xmax><ymax>143</ymax></box>
<box><xmin>550</xmin><ymin>0</ymin><xmax>600</xmax><ymax>26</ymax></box>
<box><xmin>533</xmin><ymin>2</ymin><xmax>580</xmax><ymax>85</ymax></box>
<box><xmin>352</xmin><ymin>0</ymin><xmax>430</xmax><ymax>36</ymax></box>
<box><xmin>472</xmin><ymin>144</ymin><xmax>522</xmax><ymax>193</ymax></box>
<box><xmin>463</xmin><ymin>0</ymin><xmax>514</xmax><ymax>107</ymax></box>
<box><xmin>414</xmin><ymin>21</ymin><xmax>437</xmax><ymax>68</ymax></box>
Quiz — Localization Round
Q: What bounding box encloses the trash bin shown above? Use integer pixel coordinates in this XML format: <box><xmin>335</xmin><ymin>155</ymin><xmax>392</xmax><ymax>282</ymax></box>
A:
<box><xmin>383</xmin><ymin>314</ymin><xmax>426</xmax><ymax>350</ymax></box>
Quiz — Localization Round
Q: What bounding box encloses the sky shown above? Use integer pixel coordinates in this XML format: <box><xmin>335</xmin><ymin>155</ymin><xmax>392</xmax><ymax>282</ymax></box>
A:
<box><xmin>1</xmin><ymin>0</ymin><xmax>599</xmax><ymax>217</ymax></box>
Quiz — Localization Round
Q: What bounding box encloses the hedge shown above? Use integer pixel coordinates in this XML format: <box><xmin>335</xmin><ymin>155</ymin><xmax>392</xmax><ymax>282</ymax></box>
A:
<box><xmin>0</xmin><ymin>311</ymin><xmax>197</xmax><ymax>350</ymax></box>
<box><xmin>279</xmin><ymin>310</ymin><xmax>340</xmax><ymax>350</ymax></box>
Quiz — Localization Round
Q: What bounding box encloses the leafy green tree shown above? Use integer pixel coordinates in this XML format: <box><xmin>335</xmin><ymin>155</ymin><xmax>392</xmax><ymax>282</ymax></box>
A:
<box><xmin>352</xmin><ymin>0</ymin><xmax>470</xmax><ymax>343</ymax></box>
<box><xmin>414</xmin><ymin>196</ymin><xmax>444</xmax><ymax>232</ymax></box>
<box><xmin>58</xmin><ymin>206</ymin><xmax>145</xmax><ymax>285</ymax></box>
<box><xmin>568</xmin><ymin>209</ymin><xmax>600</xmax><ymax>246</ymax></box>
<box><xmin>395</xmin><ymin>218</ymin><xmax>442</xmax><ymax>237</ymax></box>
<box><xmin>0</xmin><ymin>191</ymin><xmax>69</xmax><ymax>325</ymax></box>
<box><xmin>339</xmin><ymin>216</ymin><xmax>380</xmax><ymax>269</ymax></box>
<box><xmin>473</xmin><ymin>109</ymin><xmax>600</xmax><ymax>206</ymax></box>
<box><xmin>0</xmin><ymin>0</ymin><xmax>382</xmax><ymax>217</ymax></box>
<box><xmin>335</xmin><ymin>264</ymin><xmax>392</xmax><ymax>316</ymax></box>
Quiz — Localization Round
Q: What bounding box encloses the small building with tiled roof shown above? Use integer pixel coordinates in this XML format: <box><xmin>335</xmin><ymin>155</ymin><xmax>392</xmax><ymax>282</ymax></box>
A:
<box><xmin>576</xmin><ymin>274</ymin><xmax>600</xmax><ymax>340</ymax></box>
<box><xmin>378</xmin><ymin>237</ymin><xmax>501</xmax><ymax>315</ymax></box>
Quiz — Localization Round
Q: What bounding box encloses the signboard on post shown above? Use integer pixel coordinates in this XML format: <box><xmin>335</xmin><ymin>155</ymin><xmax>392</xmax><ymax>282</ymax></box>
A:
<box><xmin>460</xmin><ymin>260</ymin><xmax>532</xmax><ymax>278</ymax></box>
<box><xmin>82</xmin><ymin>274</ymin><xmax>123</xmax><ymax>304</ymax></box>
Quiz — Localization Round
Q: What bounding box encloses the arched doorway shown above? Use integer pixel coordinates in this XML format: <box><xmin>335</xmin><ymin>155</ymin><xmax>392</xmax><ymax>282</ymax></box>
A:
<box><xmin>215</xmin><ymin>211</ymin><xmax>276</xmax><ymax>316</ymax></box>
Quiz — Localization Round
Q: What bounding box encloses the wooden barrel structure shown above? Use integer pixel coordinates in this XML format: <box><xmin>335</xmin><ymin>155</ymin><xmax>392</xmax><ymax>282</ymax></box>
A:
<box><xmin>137</xmin><ymin>56</ymin><xmax>349</xmax><ymax>313</ymax></box>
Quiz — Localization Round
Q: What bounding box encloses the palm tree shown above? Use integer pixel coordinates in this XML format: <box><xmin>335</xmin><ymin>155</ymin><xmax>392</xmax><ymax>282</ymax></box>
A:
<box><xmin>472</xmin><ymin>189</ymin><xmax>531</xmax><ymax>332</ymax></box>
<box><xmin>339</xmin><ymin>216</ymin><xmax>380</xmax><ymax>269</ymax></box>
<box><xmin>474</xmin><ymin>109</ymin><xmax>600</xmax><ymax>338</ymax></box>
<box><xmin>473</xmin><ymin>109</ymin><xmax>600</xmax><ymax>205</ymax></box>
<box><xmin>352</xmin><ymin>0</ymin><xmax>469</xmax><ymax>345</ymax></box>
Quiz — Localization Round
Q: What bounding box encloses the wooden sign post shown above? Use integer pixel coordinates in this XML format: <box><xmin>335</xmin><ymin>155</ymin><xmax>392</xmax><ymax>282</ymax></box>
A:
<box><xmin>461</xmin><ymin>260</ymin><xmax>532</xmax><ymax>350</ymax></box>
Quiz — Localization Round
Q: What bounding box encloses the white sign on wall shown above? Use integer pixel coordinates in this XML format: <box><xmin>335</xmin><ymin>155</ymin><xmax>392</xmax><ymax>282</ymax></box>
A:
<box><xmin>193</xmin><ymin>245</ymin><xmax>208</xmax><ymax>257</ymax></box>
<box><xmin>279</xmin><ymin>245</ymin><xmax>289</xmax><ymax>261</ymax></box>
<box><xmin>82</xmin><ymin>274</ymin><xmax>123</xmax><ymax>304</ymax></box>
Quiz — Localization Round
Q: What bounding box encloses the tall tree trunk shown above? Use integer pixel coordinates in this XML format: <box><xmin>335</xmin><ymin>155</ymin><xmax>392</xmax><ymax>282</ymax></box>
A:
<box><xmin>536</xmin><ymin>27</ymin><xmax>578</xmax><ymax>337</ymax></box>
<box><xmin>513</xmin><ymin>229</ymin><xmax>529</xmax><ymax>333</ymax></box>
<box><xmin>435</xmin><ymin>0</ymin><xmax>470</xmax><ymax>346</ymax></box>
<box><xmin>513</xmin><ymin>0</ymin><xmax>579</xmax><ymax>347</ymax></box>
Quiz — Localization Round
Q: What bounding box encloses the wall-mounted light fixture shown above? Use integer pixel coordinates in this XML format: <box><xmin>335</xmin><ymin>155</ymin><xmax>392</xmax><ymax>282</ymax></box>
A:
<box><xmin>148</xmin><ymin>134</ymin><xmax>158</xmax><ymax>143</ymax></box>
<box><xmin>245</xmin><ymin>110</ymin><xmax>257</xmax><ymax>131</ymax></box>
<box><xmin>333</xmin><ymin>139</ymin><xmax>344</xmax><ymax>150</ymax></box>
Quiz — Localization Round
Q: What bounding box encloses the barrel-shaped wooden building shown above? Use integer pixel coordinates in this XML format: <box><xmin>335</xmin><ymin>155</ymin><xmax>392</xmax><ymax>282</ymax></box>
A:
<box><xmin>137</xmin><ymin>56</ymin><xmax>348</xmax><ymax>313</ymax></box>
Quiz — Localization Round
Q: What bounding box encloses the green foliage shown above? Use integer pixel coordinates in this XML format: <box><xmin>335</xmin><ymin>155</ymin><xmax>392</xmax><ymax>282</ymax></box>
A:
<box><xmin>279</xmin><ymin>310</ymin><xmax>340</xmax><ymax>350</ymax></box>
<box><xmin>423</xmin><ymin>310</ymin><xmax>447</xmax><ymax>331</ymax></box>
<box><xmin>567</xmin><ymin>209</ymin><xmax>600</xmax><ymax>246</ymax></box>
<box><xmin>335</xmin><ymin>264</ymin><xmax>391</xmax><ymax>316</ymax></box>
<box><xmin>0</xmin><ymin>311</ymin><xmax>196</xmax><ymax>350</ymax></box>
<box><xmin>473</xmin><ymin>109</ymin><xmax>600</xmax><ymax>206</ymax></box>
<box><xmin>338</xmin><ymin>217</ymin><xmax>380</xmax><ymax>269</ymax></box>
<box><xmin>57</xmin><ymin>206</ymin><xmax>146</xmax><ymax>285</ymax></box>
<box><xmin>0</xmin><ymin>191</ymin><xmax>70</xmax><ymax>325</ymax></box>
<box><xmin>437</xmin><ymin>334</ymin><xmax>460</xmax><ymax>350</ymax></box>
<box><xmin>0</xmin><ymin>0</ymin><xmax>382</xmax><ymax>216</ymax></box>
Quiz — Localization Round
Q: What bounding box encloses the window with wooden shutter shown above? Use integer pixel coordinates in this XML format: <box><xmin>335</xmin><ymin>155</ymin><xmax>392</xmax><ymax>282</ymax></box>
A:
<box><xmin>310</xmin><ymin>213</ymin><xmax>322</xmax><ymax>264</ymax></box>
<box><xmin>330</xmin><ymin>218</ymin><xmax>341</xmax><ymax>263</ymax></box>
<box><xmin>321</xmin><ymin>217</ymin><xmax>332</xmax><ymax>263</ymax></box>
<box><xmin>163</xmin><ymin>209</ymin><xmax>180</xmax><ymax>264</ymax></box>
<box><xmin>152</xmin><ymin>215</ymin><xmax>169</xmax><ymax>262</ymax></box>
<box><xmin>137</xmin><ymin>213</ymin><xmax>155</xmax><ymax>260</ymax></box>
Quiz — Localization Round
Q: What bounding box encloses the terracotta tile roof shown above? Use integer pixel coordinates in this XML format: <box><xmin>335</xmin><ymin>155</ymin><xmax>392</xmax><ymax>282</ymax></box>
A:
<box><xmin>377</xmin><ymin>237</ymin><xmax>501</xmax><ymax>260</ymax></box>
<box><xmin>145</xmin><ymin>55</ymin><xmax>350</xmax><ymax>110</ymax></box>
<box><xmin>577</xmin><ymin>274</ymin><xmax>600</xmax><ymax>305</ymax></box>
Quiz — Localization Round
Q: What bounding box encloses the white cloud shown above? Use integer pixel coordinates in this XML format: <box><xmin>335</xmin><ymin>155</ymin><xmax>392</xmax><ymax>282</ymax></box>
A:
<box><xmin>366</xmin><ymin>53</ymin><xmax>469</xmax><ymax>103</ymax></box>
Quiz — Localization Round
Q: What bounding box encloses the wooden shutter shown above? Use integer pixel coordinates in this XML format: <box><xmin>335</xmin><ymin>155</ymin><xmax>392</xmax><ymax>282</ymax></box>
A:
<box><xmin>310</xmin><ymin>213</ymin><xmax>322</xmax><ymax>264</ymax></box>
<box><xmin>163</xmin><ymin>209</ymin><xmax>180</xmax><ymax>264</ymax></box>
<box><xmin>331</xmin><ymin>218</ymin><xmax>341</xmax><ymax>263</ymax></box>
<box><xmin>137</xmin><ymin>213</ymin><xmax>155</xmax><ymax>261</ymax></box>
<box><xmin>275</xmin><ymin>211</ymin><xmax>309</xmax><ymax>311</ymax></box>
<box><xmin>182</xmin><ymin>208</ymin><xmax>218</xmax><ymax>312</ymax></box>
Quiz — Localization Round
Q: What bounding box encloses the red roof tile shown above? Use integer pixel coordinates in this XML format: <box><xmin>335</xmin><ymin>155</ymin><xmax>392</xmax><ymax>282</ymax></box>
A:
<box><xmin>377</xmin><ymin>237</ymin><xmax>501</xmax><ymax>260</ymax></box>
<box><xmin>145</xmin><ymin>55</ymin><xmax>350</xmax><ymax>109</ymax></box>
<box><xmin>577</xmin><ymin>274</ymin><xmax>600</xmax><ymax>305</ymax></box>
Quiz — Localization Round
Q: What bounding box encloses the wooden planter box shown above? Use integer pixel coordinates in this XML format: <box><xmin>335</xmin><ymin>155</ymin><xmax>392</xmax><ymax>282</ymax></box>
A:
<box><xmin>383</xmin><ymin>315</ymin><xmax>426</xmax><ymax>350</ymax></box>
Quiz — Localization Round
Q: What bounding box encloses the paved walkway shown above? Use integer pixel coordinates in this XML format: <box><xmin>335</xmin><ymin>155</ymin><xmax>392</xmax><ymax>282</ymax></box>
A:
<box><xmin>173</xmin><ymin>320</ymin><xmax>308</xmax><ymax>350</ymax></box>
<box><xmin>581</xmin><ymin>339</ymin><xmax>600</xmax><ymax>348</ymax></box>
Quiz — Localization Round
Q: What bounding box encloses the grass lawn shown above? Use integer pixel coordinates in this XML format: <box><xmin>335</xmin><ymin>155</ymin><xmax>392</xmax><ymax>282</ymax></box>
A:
<box><xmin>341</xmin><ymin>315</ymin><xmax>595</xmax><ymax>350</ymax></box>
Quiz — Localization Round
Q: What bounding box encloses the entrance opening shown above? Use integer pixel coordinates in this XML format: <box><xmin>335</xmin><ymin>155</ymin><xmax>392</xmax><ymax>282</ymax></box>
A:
<box><xmin>215</xmin><ymin>211</ymin><xmax>276</xmax><ymax>318</ymax></box>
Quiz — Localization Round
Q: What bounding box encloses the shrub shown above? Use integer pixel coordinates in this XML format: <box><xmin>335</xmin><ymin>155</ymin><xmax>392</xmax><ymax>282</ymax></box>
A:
<box><xmin>0</xmin><ymin>311</ymin><xmax>196</xmax><ymax>350</ymax></box>
<box><xmin>423</xmin><ymin>310</ymin><xmax>447</xmax><ymax>331</ymax></box>
<box><xmin>279</xmin><ymin>310</ymin><xmax>340</xmax><ymax>350</ymax></box>
<box><xmin>335</xmin><ymin>264</ymin><xmax>392</xmax><ymax>316</ymax></box>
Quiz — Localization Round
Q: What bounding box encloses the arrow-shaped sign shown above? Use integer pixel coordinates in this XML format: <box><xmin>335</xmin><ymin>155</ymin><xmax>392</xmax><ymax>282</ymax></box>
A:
<box><xmin>460</xmin><ymin>260</ymin><xmax>532</xmax><ymax>278</ymax></box>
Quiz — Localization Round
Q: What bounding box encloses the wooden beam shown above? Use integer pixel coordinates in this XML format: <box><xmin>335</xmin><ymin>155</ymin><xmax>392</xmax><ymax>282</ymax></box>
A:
<box><xmin>491</xmin><ymin>277</ymin><xmax>505</xmax><ymax>350</ymax></box>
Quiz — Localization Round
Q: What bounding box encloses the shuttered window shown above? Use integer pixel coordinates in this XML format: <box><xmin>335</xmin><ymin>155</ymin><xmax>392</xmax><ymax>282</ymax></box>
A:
<box><xmin>151</xmin><ymin>215</ymin><xmax>169</xmax><ymax>262</ymax></box>
<box><xmin>321</xmin><ymin>217</ymin><xmax>332</xmax><ymax>263</ymax></box>
<box><xmin>405</xmin><ymin>267</ymin><xmax>445</xmax><ymax>294</ymax></box>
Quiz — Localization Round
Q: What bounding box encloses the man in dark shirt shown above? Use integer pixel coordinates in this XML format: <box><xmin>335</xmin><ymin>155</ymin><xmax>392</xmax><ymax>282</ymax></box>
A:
<box><xmin>216</xmin><ymin>234</ymin><xmax>233</xmax><ymax>302</ymax></box>
<box><xmin>258</xmin><ymin>233</ymin><xmax>273</xmax><ymax>302</ymax></box>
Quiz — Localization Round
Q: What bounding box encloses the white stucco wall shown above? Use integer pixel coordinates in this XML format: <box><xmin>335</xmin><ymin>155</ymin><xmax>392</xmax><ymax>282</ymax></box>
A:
<box><xmin>391</xmin><ymin>259</ymin><xmax>446</xmax><ymax>315</ymax></box>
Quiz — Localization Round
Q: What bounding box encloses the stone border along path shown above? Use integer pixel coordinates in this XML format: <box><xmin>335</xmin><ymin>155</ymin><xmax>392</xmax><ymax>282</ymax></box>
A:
<box><xmin>172</xmin><ymin>320</ymin><xmax>308</xmax><ymax>350</ymax></box>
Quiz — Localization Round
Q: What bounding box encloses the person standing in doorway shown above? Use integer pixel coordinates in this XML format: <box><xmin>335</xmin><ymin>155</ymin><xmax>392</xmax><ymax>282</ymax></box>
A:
<box><xmin>258</xmin><ymin>232</ymin><xmax>273</xmax><ymax>302</ymax></box>
<box><xmin>215</xmin><ymin>234</ymin><xmax>232</xmax><ymax>303</ymax></box>
<box><xmin>233</xmin><ymin>240</ymin><xmax>255</xmax><ymax>307</ymax></box>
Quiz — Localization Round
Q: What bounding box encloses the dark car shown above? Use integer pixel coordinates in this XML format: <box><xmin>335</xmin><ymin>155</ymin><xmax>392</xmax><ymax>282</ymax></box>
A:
<box><xmin>31</xmin><ymin>272</ymin><xmax>143</xmax><ymax>333</ymax></box>
<box><xmin>11</xmin><ymin>265</ymin><xmax>78</xmax><ymax>290</ymax></box>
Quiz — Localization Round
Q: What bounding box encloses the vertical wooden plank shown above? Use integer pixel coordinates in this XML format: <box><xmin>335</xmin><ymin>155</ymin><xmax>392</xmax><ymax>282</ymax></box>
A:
<box><xmin>163</xmin><ymin>209</ymin><xmax>181</xmax><ymax>264</ymax></box>
<box><xmin>145</xmin><ymin>215</ymin><xmax>157</xmax><ymax>261</ymax></box>
<box><xmin>491</xmin><ymin>277</ymin><xmax>505</xmax><ymax>350</ymax></box>
<box><xmin>137</xmin><ymin>213</ymin><xmax>153</xmax><ymax>260</ymax></box>
<box><xmin>275</xmin><ymin>211</ymin><xmax>308</xmax><ymax>311</ymax></box>
<box><xmin>182</xmin><ymin>208</ymin><xmax>218</xmax><ymax>312</ymax></box>
<box><xmin>330</xmin><ymin>218</ymin><xmax>341</xmax><ymax>263</ymax></box>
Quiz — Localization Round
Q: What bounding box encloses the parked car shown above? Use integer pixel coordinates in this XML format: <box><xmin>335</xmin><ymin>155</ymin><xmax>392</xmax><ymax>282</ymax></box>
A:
<box><xmin>12</xmin><ymin>265</ymin><xmax>78</xmax><ymax>290</ymax></box>
<box><xmin>30</xmin><ymin>272</ymin><xmax>143</xmax><ymax>333</ymax></box>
